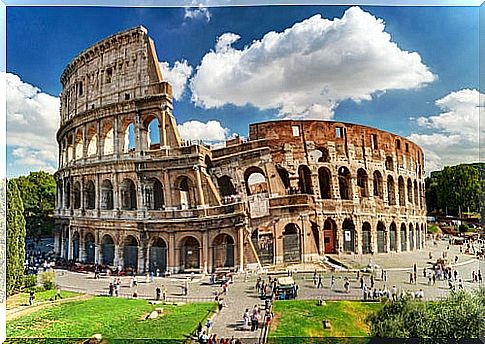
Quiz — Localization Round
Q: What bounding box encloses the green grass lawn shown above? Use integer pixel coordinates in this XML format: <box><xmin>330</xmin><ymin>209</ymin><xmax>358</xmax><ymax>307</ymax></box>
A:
<box><xmin>7</xmin><ymin>296</ymin><xmax>216</xmax><ymax>340</ymax></box>
<box><xmin>6</xmin><ymin>289</ymin><xmax>82</xmax><ymax>310</ymax></box>
<box><xmin>269</xmin><ymin>300</ymin><xmax>382</xmax><ymax>339</ymax></box>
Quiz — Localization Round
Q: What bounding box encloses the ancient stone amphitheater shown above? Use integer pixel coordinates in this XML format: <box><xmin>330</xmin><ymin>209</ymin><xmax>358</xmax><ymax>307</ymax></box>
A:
<box><xmin>54</xmin><ymin>26</ymin><xmax>427</xmax><ymax>274</ymax></box>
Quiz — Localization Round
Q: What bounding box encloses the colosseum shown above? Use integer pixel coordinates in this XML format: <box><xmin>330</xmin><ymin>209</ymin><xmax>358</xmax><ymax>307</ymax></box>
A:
<box><xmin>53</xmin><ymin>26</ymin><xmax>427</xmax><ymax>274</ymax></box>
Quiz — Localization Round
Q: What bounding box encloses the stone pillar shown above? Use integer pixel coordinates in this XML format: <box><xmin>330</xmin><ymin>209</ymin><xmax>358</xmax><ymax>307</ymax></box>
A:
<box><xmin>113</xmin><ymin>173</ymin><xmax>120</xmax><ymax>214</ymax></box>
<box><xmin>355</xmin><ymin>219</ymin><xmax>363</xmax><ymax>255</ymax></box>
<box><xmin>67</xmin><ymin>229</ymin><xmax>73</xmax><ymax>260</ymax></box>
<box><xmin>161</xmin><ymin>111</ymin><xmax>168</xmax><ymax>148</ymax></box>
<box><xmin>385</xmin><ymin>224</ymin><xmax>391</xmax><ymax>253</ymax></box>
<box><xmin>203</xmin><ymin>231</ymin><xmax>209</xmax><ymax>273</ymax></box>
<box><xmin>238</xmin><ymin>226</ymin><xmax>244</xmax><ymax>271</ymax></box>
<box><xmin>163</xmin><ymin>171</ymin><xmax>172</xmax><ymax>208</ymax></box>
<box><xmin>54</xmin><ymin>229</ymin><xmax>61</xmax><ymax>256</ymax></box>
<box><xmin>97</xmin><ymin>120</ymin><xmax>102</xmax><ymax>158</ymax></box>
<box><xmin>95</xmin><ymin>174</ymin><xmax>101</xmax><ymax>215</ymax></box>
<box><xmin>138</xmin><ymin>243</ymin><xmax>145</xmax><ymax>274</ymax></box>
<box><xmin>113</xmin><ymin>115</ymin><xmax>120</xmax><ymax>158</ymax></box>
<box><xmin>169</xmin><ymin>233</ymin><xmax>177</xmax><ymax>273</ymax></box>
<box><xmin>79</xmin><ymin>231</ymin><xmax>86</xmax><ymax>262</ymax></box>
<box><xmin>195</xmin><ymin>167</ymin><xmax>206</xmax><ymax>208</ymax></box>
<box><xmin>275</xmin><ymin>223</ymin><xmax>284</xmax><ymax>264</ymax></box>
<box><xmin>80</xmin><ymin>178</ymin><xmax>85</xmax><ymax>211</ymax></box>
<box><xmin>396</xmin><ymin>224</ymin><xmax>402</xmax><ymax>253</ymax></box>
<box><xmin>113</xmin><ymin>244</ymin><xmax>120</xmax><ymax>268</ymax></box>
<box><xmin>135</xmin><ymin>111</ymin><xmax>142</xmax><ymax>154</ymax></box>
<box><xmin>371</xmin><ymin>221</ymin><xmax>378</xmax><ymax>254</ymax></box>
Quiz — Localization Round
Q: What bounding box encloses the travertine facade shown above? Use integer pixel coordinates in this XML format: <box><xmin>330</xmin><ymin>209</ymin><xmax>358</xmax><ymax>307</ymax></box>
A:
<box><xmin>54</xmin><ymin>26</ymin><xmax>427</xmax><ymax>273</ymax></box>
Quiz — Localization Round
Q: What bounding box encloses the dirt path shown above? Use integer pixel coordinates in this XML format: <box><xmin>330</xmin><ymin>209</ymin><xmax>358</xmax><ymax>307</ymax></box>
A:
<box><xmin>7</xmin><ymin>294</ymin><xmax>92</xmax><ymax>321</ymax></box>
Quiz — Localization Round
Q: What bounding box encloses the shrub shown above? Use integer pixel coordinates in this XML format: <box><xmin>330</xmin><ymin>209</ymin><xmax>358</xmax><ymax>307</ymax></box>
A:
<box><xmin>22</xmin><ymin>274</ymin><xmax>37</xmax><ymax>289</ymax></box>
<box><xmin>38</xmin><ymin>271</ymin><xmax>56</xmax><ymax>290</ymax></box>
<box><xmin>458</xmin><ymin>224</ymin><xmax>469</xmax><ymax>233</ymax></box>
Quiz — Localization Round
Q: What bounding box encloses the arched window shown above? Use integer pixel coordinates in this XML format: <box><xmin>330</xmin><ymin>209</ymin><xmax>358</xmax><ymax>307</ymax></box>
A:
<box><xmin>65</xmin><ymin>180</ymin><xmax>71</xmax><ymax>209</ymax></box>
<box><xmin>357</xmin><ymin>168</ymin><xmax>368</xmax><ymax>198</ymax></box>
<box><xmin>373</xmin><ymin>171</ymin><xmax>383</xmax><ymax>198</ymax></box>
<box><xmin>217</xmin><ymin>175</ymin><xmax>237</xmax><ymax>198</ymax></box>
<box><xmin>101</xmin><ymin>180</ymin><xmax>113</xmax><ymax>210</ymax></box>
<box><xmin>85</xmin><ymin>180</ymin><xmax>96</xmax><ymax>209</ymax></box>
<box><xmin>414</xmin><ymin>180</ymin><xmax>419</xmax><ymax>206</ymax></box>
<box><xmin>147</xmin><ymin>117</ymin><xmax>160</xmax><ymax>150</ymax></box>
<box><xmin>318</xmin><ymin>167</ymin><xmax>332</xmax><ymax>199</ymax></box>
<box><xmin>387</xmin><ymin>175</ymin><xmax>396</xmax><ymax>205</ymax></box>
<box><xmin>338</xmin><ymin>166</ymin><xmax>351</xmax><ymax>200</ymax></box>
<box><xmin>178</xmin><ymin>176</ymin><xmax>196</xmax><ymax>209</ymax></box>
<box><xmin>315</xmin><ymin>147</ymin><xmax>330</xmax><ymax>163</ymax></box>
<box><xmin>398</xmin><ymin>176</ymin><xmax>405</xmax><ymax>206</ymax></box>
<box><xmin>276</xmin><ymin>166</ymin><xmax>290</xmax><ymax>191</ymax></box>
<box><xmin>245</xmin><ymin>167</ymin><xmax>268</xmax><ymax>196</ymax></box>
<box><xmin>87</xmin><ymin>126</ymin><xmax>97</xmax><ymax>157</ymax></box>
<box><xmin>102</xmin><ymin>123</ymin><xmax>114</xmax><ymax>155</ymax></box>
<box><xmin>298</xmin><ymin>165</ymin><xmax>313</xmax><ymax>194</ymax></box>
<box><xmin>73</xmin><ymin>182</ymin><xmax>81</xmax><ymax>209</ymax></box>
<box><xmin>385</xmin><ymin>156</ymin><xmax>394</xmax><ymax>171</ymax></box>
<box><xmin>407</xmin><ymin>178</ymin><xmax>413</xmax><ymax>204</ymax></box>
<box><xmin>146</xmin><ymin>178</ymin><xmax>164</xmax><ymax>210</ymax></box>
<box><xmin>120</xmin><ymin>179</ymin><xmax>137</xmax><ymax>210</ymax></box>
<box><xmin>74</xmin><ymin>130</ymin><xmax>83</xmax><ymax>160</ymax></box>
<box><xmin>124</xmin><ymin>122</ymin><xmax>136</xmax><ymax>153</ymax></box>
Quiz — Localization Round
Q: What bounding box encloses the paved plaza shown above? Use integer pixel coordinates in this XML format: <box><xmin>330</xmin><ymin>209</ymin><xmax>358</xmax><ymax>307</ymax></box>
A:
<box><xmin>49</xmin><ymin>238</ymin><xmax>485</xmax><ymax>340</ymax></box>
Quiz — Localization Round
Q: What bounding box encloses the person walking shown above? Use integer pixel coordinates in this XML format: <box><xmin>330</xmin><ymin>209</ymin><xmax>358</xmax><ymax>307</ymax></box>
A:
<box><xmin>370</xmin><ymin>275</ymin><xmax>374</xmax><ymax>289</ymax></box>
<box><xmin>317</xmin><ymin>275</ymin><xmax>323</xmax><ymax>289</ymax></box>
<box><xmin>54</xmin><ymin>287</ymin><xmax>63</xmax><ymax>301</ymax></box>
<box><xmin>243</xmin><ymin>308</ymin><xmax>250</xmax><ymax>331</ymax></box>
<box><xmin>29</xmin><ymin>290</ymin><xmax>35</xmax><ymax>306</ymax></box>
<box><xmin>330</xmin><ymin>276</ymin><xmax>336</xmax><ymax>290</ymax></box>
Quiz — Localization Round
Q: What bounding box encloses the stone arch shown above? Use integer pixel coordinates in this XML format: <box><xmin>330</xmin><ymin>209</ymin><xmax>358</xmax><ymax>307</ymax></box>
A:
<box><xmin>120</xmin><ymin>178</ymin><xmax>137</xmax><ymax>210</ymax></box>
<box><xmin>176</xmin><ymin>175</ymin><xmax>197</xmax><ymax>210</ymax></box>
<box><xmin>74</xmin><ymin>129</ymin><xmax>84</xmax><ymax>160</ymax></box>
<box><xmin>390</xmin><ymin>222</ymin><xmax>397</xmax><ymax>251</ymax></box>
<box><xmin>102</xmin><ymin>122</ymin><xmax>114</xmax><ymax>155</ymax></box>
<box><xmin>101</xmin><ymin>234</ymin><xmax>115</xmax><ymax>266</ymax></box>
<box><xmin>149</xmin><ymin>237</ymin><xmax>167</xmax><ymax>273</ymax></box>
<box><xmin>212</xmin><ymin>234</ymin><xmax>235</xmax><ymax>269</ymax></box>
<box><xmin>145</xmin><ymin>116</ymin><xmax>160</xmax><ymax>150</ymax></box>
<box><xmin>414</xmin><ymin>180</ymin><xmax>419</xmax><ymax>206</ymax></box>
<box><xmin>180</xmin><ymin>236</ymin><xmax>201</xmax><ymax>271</ymax></box>
<box><xmin>317</xmin><ymin>147</ymin><xmax>330</xmax><ymax>163</ymax></box>
<box><xmin>407</xmin><ymin>178</ymin><xmax>413</xmax><ymax>204</ymax></box>
<box><xmin>65</xmin><ymin>180</ymin><xmax>71</xmax><ymax>209</ymax></box>
<box><xmin>85</xmin><ymin>180</ymin><xmax>96</xmax><ymax>210</ymax></box>
<box><xmin>123</xmin><ymin>121</ymin><xmax>136</xmax><ymax>153</ymax></box>
<box><xmin>385</xmin><ymin>156</ymin><xmax>394</xmax><ymax>171</ymax></box>
<box><xmin>251</xmin><ymin>228</ymin><xmax>274</xmax><ymax>265</ymax></box>
<box><xmin>217</xmin><ymin>175</ymin><xmax>237</xmax><ymax>198</ymax></box>
<box><xmin>387</xmin><ymin>175</ymin><xmax>396</xmax><ymax>205</ymax></box>
<box><xmin>66</xmin><ymin>133</ymin><xmax>74</xmax><ymax>162</ymax></box>
<box><xmin>362</xmin><ymin>222</ymin><xmax>372</xmax><ymax>254</ymax></box>
<box><xmin>338</xmin><ymin>166</ymin><xmax>351</xmax><ymax>200</ymax></box>
<box><xmin>400</xmin><ymin>223</ymin><xmax>407</xmax><ymax>251</ymax></box>
<box><xmin>276</xmin><ymin>166</ymin><xmax>291</xmax><ymax>190</ymax></box>
<box><xmin>377</xmin><ymin>221</ymin><xmax>386</xmax><ymax>253</ymax></box>
<box><xmin>357</xmin><ymin>168</ymin><xmax>369</xmax><ymax>198</ymax></box>
<box><xmin>409</xmin><ymin>223</ymin><xmax>415</xmax><ymax>251</ymax></box>
<box><xmin>398</xmin><ymin>176</ymin><xmax>405</xmax><ymax>206</ymax></box>
<box><xmin>123</xmin><ymin>235</ymin><xmax>139</xmax><ymax>271</ymax></box>
<box><xmin>72</xmin><ymin>231</ymin><xmax>80</xmax><ymax>261</ymax></box>
<box><xmin>298</xmin><ymin>165</ymin><xmax>313</xmax><ymax>194</ymax></box>
<box><xmin>323</xmin><ymin>218</ymin><xmax>337</xmax><ymax>253</ymax></box>
<box><xmin>85</xmin><ymin>232</ymin><xmax>95</xmax><ymax>264</ymax></box>
<box><xmin>146</xmin><ymin>177</ymin><xmax>164</xmax><ymax>210</ymax></box>
<box><xmin>101</xmin><ymin>179</ymin><xmax>114</xmax><ymax>210</ymax></box>
<box><xmin>244</xmin><ymin>167</ymin><xmax>268</xmax><ymax>195</ymax></box>
<box><xmin>73</xmin><ymin>181</ymin><xmax>81</xmax><ymax>209</ymax></box>
<box><xmin>86</xmin><ymin>125</ymin><xmax>97</xmax><ymax>157</ymax></box>
<box><xmin>416</xmin><ymin>222</ymin><xmax>421</xmax><ymax>249</ymax></box>
<box><xmin>342</xmin><ymin>219</ymin><xmax>356</xmax><ymax>253</ymax></box>
<box><xmin>283</xmin><ymin>223</ymin><xmax>301</xmax><ymax>263</ymax></box>
<box><xmin>318</xmin><ymin>167</ymin><xmax>332</xmax><ymax>199</ymax></box>
<box><xmin>373</xmin><ymin>171</ymin><xmax>383</xmax><ymax>198</ymax></box>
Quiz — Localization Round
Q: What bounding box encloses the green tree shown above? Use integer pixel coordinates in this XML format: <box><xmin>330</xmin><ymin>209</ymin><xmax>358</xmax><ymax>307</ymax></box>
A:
<box><xmin>6</xmin><ymin>179</ymin><xmax>26</xmax><ymax>296</ymax></box>
<box><xmin>14</xmin><ymin>171</ymin><xmax>56</xmax><ymax>238</ymax></box>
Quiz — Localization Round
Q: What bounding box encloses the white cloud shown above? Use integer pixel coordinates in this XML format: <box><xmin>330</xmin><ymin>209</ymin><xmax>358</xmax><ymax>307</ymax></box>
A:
<box><xmin>177</xmin><ymin>120</ymin><xmax>228</xmax><ymax>142</ymax></box>
<box><xmin>190</xmin><ymin>6</ymin><xmax>436</xmax><ymax>118</ymax></box>
<box><xmin>184</xmin><ymin>4</ymin><xmax>211</xmax><ymax>22</ymax></box>
<box><xmin>408</xmin><ymin>89</ymin><xmax>484</xmax><ymax>172</ymax></box>
<box><xmin>6</xmin><ymin>73</ymin><xmax>59</xmax><ymax>175</ymax></box>
<box><xmin>159</xmin><ymin>60</ymin><xmax>193</xmax><ymax>101</ymax></box>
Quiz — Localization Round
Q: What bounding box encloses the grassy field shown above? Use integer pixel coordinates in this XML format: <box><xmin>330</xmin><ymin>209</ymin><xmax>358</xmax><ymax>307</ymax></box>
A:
<box><xmin>6</xmin><ymin>290</ymin><xmax>82</xmax><ymax>310</ymax></box>
<box><xmin>7</xmin><ymin>296</ymin><xmax>216</xmax><ymax>340</ymax></box>
<box><xmin>269</xmin><ymin>300</ymin><xmax>382</xmax><ymax>339</ymax></box>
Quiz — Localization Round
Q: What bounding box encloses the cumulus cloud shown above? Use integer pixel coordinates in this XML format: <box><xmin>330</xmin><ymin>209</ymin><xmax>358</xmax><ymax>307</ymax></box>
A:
<box><xmin>6</xmin><ymin>72</ymin><xmax>59</xmax><ymax>174</ymax></box>
<box><xmin>159</xmin><ymin>60</ymin><xmax>193</xmax><ymax>101</ymax></box>
<box><xmin>190</xmin><ymin>6</ymin><xmax>436</xmax><ymax>118</ymax></box>
<box><xmin>408</xmin><ymin>89</ymin><xmax>483</xmax><ymax>172</ymax></box>
<box><xmin>177</xmin><ymin>120</ymin><xmax>228</xmax><ymax>142</ymax></box>
<box><xmin>184</xmin><ymin>3</ymin><xmax>211</xmax><ymax>22</ymax></box>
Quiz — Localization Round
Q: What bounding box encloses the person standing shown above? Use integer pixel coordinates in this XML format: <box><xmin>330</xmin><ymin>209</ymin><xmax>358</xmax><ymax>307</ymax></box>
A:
<box><xmin>370</xmin><ymin>275</ymin><xmax>374</xmax><ymax>289</ymax></box>
<box><xmin>317</xmin><ymin>275</ymin><xmax>323</xmax><ymax>289</ymax></box>
<box><xmin>29</xmin><ymin>290</ymin><xmax>35</xmax><ymax>306</ymax></box>
<box><xmin>243</xmin><ymin>308</ymin><xmax>250</xmax><ymax>331</ymax></box>
<box><xmin>156</xmin><ymin>287</ymin><xmax>161</xmax><ymax>301</ymax></box>
<box><xmin>330</xmin><ymin>276</ymin><xmax>336</xmax><ymax>290</ymax></box>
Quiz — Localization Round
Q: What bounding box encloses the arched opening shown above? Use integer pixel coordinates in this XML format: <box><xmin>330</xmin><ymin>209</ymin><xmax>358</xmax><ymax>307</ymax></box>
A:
<box><xmin>123</xmin><ymin>122</ymin><xmax>136</xmax><ymax>153</ymax></box>
<box><xmin>318</xmin><ymin>167</ymin><xmax>332</xmax><ymax>199</ymax></box>
<box><xmin>66</xmin><ymin>134</ymin><xmax>74</xmax><ymax>163</ymax></box>
<box><xmin>407</xmin><ymin>179</ymin><xmax>413</xmax><ymax>204</ymax></box>
<box><xmin>217</xmin><ymin>175</ymin><xmax>236</xmax><ymax>198</ymax></box>
<box><xmin>283</xmin><ymin>223</ymin><xmax>301</xmax><ymax>263</ymax></box>
<box><xmin>251</xmin><ymin>229</ymin><xmax>274</xmax><ymax>265</ymax></box>
<box><xmin>212</xmin><ymin>234</ymin><xmax>235</xmax><ymax>269</ymax></box>
<box><xmin>72</xmin><ymin>231</ymin><xmax>80</xmax><ymax>262</ymax></box>
<box><xmin>85</xmin><ymin>233</ymin><xmax>95</xmax><ymax>264</ymax></box>
<box><xmin>102</xmin><ymin>123</ymin><xmax>114</xmax><ymax>155</ymax></box>
<box><xmin>311</xmin><ymin>222</ymin><xmax>320</xmax><ymax>255</ymax></box>
<box><xmin>315</xmin><ymin>147</ymin><xmax>330</xmax><ymax>163</ymax></box>
<box><xmin>414</xmin><ymin>181</ymin><xmax>419</xmax><ymax>206</ymax></box>
<box><xmin>74</xmin><ymin>130</ymin><xmax>83</xmax><ymax>160</ymax></box>
<box><xmin>85</xmin><ymin>180</ymin><xmax>96</xmax><ymax>210</ymax></box>
<box><xmin>73</xmin><ymin>182</ymin><xmax>81</xmax><ymax>209</ymax></box>
<box><xmin>323</xmin><ymin>219</ymin><xmax>337</xmax><ymax>254</ymax></box>
<box><xmin>276</xmin><ymin>166</ymin><xmax>291</xmax><ymax>191</ymax></box>
<box><xmin>65</xmin><ymin>180</ymin><xmax>71</xmax><ymax>209</ymax></box>
<box><xmin>120</xmin><ymin>179</ymin><xmax>137</xmax><ymax>210</ymax></box>
<box><xmin>101</xmin><ymin>180</ymin><xmax>113</xmax><ymax>210</ymax></box>
<box><xmin>178</xmin><ymin>176</ymin><xmax>196</xmax><ymax>210</ymax></box>
<box><xmin>362</xmin><ymin>222</ymin><xmax>372</xmax><ymax>254</ymax></box>
<box><xmin>149</xmin><ymin>237</ymin><xmax>167</xmax><ymax>273</ymax></box>
<box><xmin>373</xmin><ymin>171</ymin><xmax>383</xmax><ymax>198</ymax></box>
<box><xmin>123</xmin><ymin>235</ymin><xmax>138</xmax><ymax>271</ymax></box>
<box><xmin>342</xmin><ymin>219</ymin><xmax>355</xmax><ymax>253</ymax></box>
<box><xmin>416</xmin><ymin>222</ymin><xmax>421</xmax><ymax>249</ymax></box>
<box><xmin>398</xmin><ymin>177</ymin><xmax>405</xmax><ymax>206</ymax></box>
<box><xmin>181</xmin><ymin>236</ymin><xmax>200</xmax><ymax>271</ymax></box>
<box><xmin>245</xmin><ymin>167</ymin><xmax>268</xmax><ymax>195</ymax></box>
<box><xmin>409</xmin><ymin>223</ymin><xmax>415</xmax><ymax>251</ymax></box>
<box><xmin>338</xmin><ymin>166</ymin><xmax>351</xmax><ymax>200</ymax></box>
<box><xmin>357</xmin><ymin>168</ymin><xmax>369</xmax><ymax>198</ymax></box>
<box><xmin>87</xmin><ymin>126</ymin><xmax>97</xmax><ymax>157</ymax></box>
<box><xmin>400</xmin><ymin>223</ymin><xmax>407</xmax><ymax>252</ymax></box>
<box><xmin>146</xmin><ymin>178</ymin><xmax>164</xmax><ymax>210</ymax></box>
<box><xmin>387</xmin><ymin>175</ymin><xmax>396</xmax><ymax>205</ymax></box>
<box><xmin>101</xmin><ymin>235</ymin><xmax>115</xmax><ymax>266</ymax></box>
<box><xmin>298</xmin><ymin>165</ymin><xmax>313</xmax><ymax>194</ymax></box>
<box><xmin>390</xmin><ymin>222</ymin><xmax>397</xmax><ymax>251</ymax></box>
<box><xmin>377</xmin><ymin>221</ymin><xmax>386</xmax><ymax>253</ymax></box>
<box><xmin>147</xmin><ymin>117</ymin><xmax>160</xmax><ymax>150</ymax></box>
<box><xmin>385</xmin><ymin>156</ymin><xmax>394</xmax><ymax>171</ymax></box>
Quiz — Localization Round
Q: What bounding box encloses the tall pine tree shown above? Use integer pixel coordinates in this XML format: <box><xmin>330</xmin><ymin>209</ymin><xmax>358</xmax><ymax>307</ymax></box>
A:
<box><xmin>7</xmin><ymin>179</ymin><xmax>26</xmax><ymax>296</ymax></box>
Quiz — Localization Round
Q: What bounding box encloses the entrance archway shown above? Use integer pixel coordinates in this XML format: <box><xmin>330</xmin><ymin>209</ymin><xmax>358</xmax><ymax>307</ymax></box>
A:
<box><xmin>181</xmin><ymin>236</ymin><xmax>200</xmax><ymax>271</ymax></box>
<box><xmin>283</xmin><ymin>223</ymin><xmax>301</xmax><ymax>263</ymax></box>
<box><xmin>377</xmin><ymin>222</ymin><xmax>386</xmax><ymax>253</ymax></box>
<box><xmin>409</xmin><ymin>224</ymin><xmax>414</xmax><ymax>251</ymax></box>
<box><xmin>390</xmin><ymin>222</ymin><xmax>397</xmax><ymax>251</ymax></box>
<box><xmin>101</xmin><ymin>235</ymin><xmax>115</xmax><ymax>266</ymax></box>
<box><xmin>123</xmin><ymin>235</ymin><xmax>139</xmax><ymax>271</ymax></box>
<box><xmin>323</xmin><ymin>219</ymin><xmax>336</xmax><ymax>253</ymax></box>
<box><xmin>149</xmin><ymin>237</ymin><xmax>167</xmax><ymax>273</ymax></box>
<box><xmin>212</xmin><ymin>234</ymin><xmax>235</xmax><ymax>270</ymax></box>
<box><xmin>72</xmin><ymin>231</ymin><xmax>80</xmax><ymax>262</ymax></box>
<box><xmin>362</xmin><ymin>222</ymin><xmax>372</xmax><ymax>254</ymax></box>
<box><xmin>85</xmin><ymin>233</ymin><xmax>95</xmax><ymax>264</ymax></box>
<box><xmin>251</xmin><ymin>230</ymin><xmax>274</xmax><ymax>265</ymax></box>
<box><xmin>400</xmin><ymin>224</ymin><xmax>407</xmax><ymax>251</ymax></box>
<box><xmin>342</xmin><ymin>219</ymin><xmax>355</xmax><ymax>253</ymax></box>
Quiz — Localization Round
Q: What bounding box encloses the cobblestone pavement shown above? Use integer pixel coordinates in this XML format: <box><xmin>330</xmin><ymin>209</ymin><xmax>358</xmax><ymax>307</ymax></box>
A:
<box><xmin>54</xmin><ymin>238</ymin><xmax>484</xmax><ymax>341</ymax></box>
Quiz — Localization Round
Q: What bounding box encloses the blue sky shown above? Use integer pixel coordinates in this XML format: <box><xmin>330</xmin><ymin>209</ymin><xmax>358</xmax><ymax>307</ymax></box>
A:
<box><xmin>5</xmin><ymin>4</ymin><xmax>482</xmax><ymax>177</ymax></box>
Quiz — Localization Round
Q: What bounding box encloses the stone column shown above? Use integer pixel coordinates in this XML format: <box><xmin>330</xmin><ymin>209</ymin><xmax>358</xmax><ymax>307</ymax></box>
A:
<box><xmin>195</xmin><ymin>167</ymin><xmax>206</xmax><ymax>208</ymax></box>
<box><xmin>113</xmin><ymin>172</ymin><xmax>120</xmax><ymax>214</ymax></box>
<box><xmin>203</xmin><ymin>231</ymin><xmax>209</xmax><ymax>273</ymax></box>
<box><xmin>371</xmin><ymin>221</ymin><xmax>378</xmax><ymax>254</ymax></box>
<box><xmin>97</xmin><ymin>120</ymin><xmax>102</xmax><ymax>158</ymax></box>
<box><xmin>355</xmin><ymin>219</ymin><xmax>363</xmax><ymax>255</ymax></box>
<box><xmin>138</xmin><ymin>242</ymin><xmax>146</xmax><ymax>274</ymax></box>
<box><xmin>385</xmin><ymin>223</ymin><xmax>391</xmax><ymax>253</ymax></box>
<box><xmin>396</xmin><ymin>224</ymin><xmax>402</xmax><ymax>253</ymax></box>
<box><xmin>95</xmin><ymin>174</ymin><xmax>101</xmax><ymax>215</ymax></box>
<box><xmin>161</xmin><ymin>111</ymin><xmax>168</xmax><ymax>148</ymax></box>
<box><xmin>113</xmin><ymin>115</ymin><xmax>120</xmax><ymax>158</ymax></box>
<box><xmin>275</xmin><ymin>223</ymin><xmax>284</xmax><ymax>264</ymax></box>
<box><xmin>67</xmin><ymin>229</ymin><xmax>73</xmax><ymax>260</ymax></box>
<box><xmin>238</xmin><ymin>226</ymin><xmax>244</xmax><ymax>271</ymax></box>
<box><xmin>169</xmin><ymin>233</ymin><xmax>177</xmax><ymax>273</ymax></box>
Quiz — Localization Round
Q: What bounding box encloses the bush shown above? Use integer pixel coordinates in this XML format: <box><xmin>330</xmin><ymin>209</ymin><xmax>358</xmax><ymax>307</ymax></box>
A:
<box><xmin>38</xmin><ymin>271</ymin><xmax>56</xmax><ymax>290</ymax></box>
<box><xmin>458</xmin><ymin>224</ymin><xmax>469</xmax><ymax>233</ymax></box>
<box><xmin>22</xmin><ymin>274</ymin><xmax>37</xmax><ymax>289</ymax></box>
